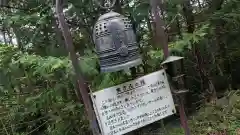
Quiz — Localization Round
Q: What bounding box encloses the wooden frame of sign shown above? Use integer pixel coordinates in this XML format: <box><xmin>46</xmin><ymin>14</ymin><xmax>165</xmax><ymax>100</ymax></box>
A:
<box><xmin>91</xmin><ymin>69</ymin><xmax>176</xmax><ymax>135</ymax></box>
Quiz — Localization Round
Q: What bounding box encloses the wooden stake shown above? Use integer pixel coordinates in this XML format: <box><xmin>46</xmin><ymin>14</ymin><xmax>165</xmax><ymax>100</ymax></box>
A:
<box><xmin>55</xmin><ymin>0</ymin><xmax>101</xmax><ymax>134</ymax></box>
<box><xmin>150</xmin><ymin>0</ymin><xmax>191</xmax><ymax>135</ymax></box>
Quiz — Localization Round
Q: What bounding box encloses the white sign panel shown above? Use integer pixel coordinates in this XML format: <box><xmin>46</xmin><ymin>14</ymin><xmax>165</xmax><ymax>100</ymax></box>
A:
<box><xmin>91</xmin><ymin>69</ymin><xmax>176</xmax><ymax>135</ymax></box>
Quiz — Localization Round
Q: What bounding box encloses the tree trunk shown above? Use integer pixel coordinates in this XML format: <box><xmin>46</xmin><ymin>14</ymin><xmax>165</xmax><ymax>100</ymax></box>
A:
<box><xmin>12</xmin><ymin>27</ymin><xmax>23</xmax><ymax>49</ymax></box>
<box><xmin>182</xmin><ymin>0</ymin><xmax>195</xmax><ymax>33</ymax></box>
<box><xmin>6</xmin><ymin>29</ymin><xmax>13</xmax><ymax>45</ymax></box>
<box><xmin>150</xmin><ymin>0</ymin><xmax>169</xmax><ymax>58</ymax></box>
<box><xmin>114</xmin><ymin>0</ymin><xmax>122</xmax><ymax>13</ymax></box>
<box><xmin>2</xmin><ymin>30</ymin><xmax>7</xmax><ymax>45</ymax></box>
<box><xmin>53</xmin><ymin>18</ymin><xmax>65</xmax><ymax>48</ymax></box>
<box><xmin>182</xmin><ymin>0</ymin><xmax>217</xmax><ymax>101</ymax></box>
<box><xmin>213</xmin><ymin>0</ymin><xmax>231</xmax><ymax>89</ymax></box>
<box><xmin>197</xmin><ymin>0</ymin><xmax>202</xmax><ymax>9</ymax></box>
<box><xmin>146</xmin><ymin>14</ymin><xmax>155</xmax><ymax>47</ymax></box>
<box><xmin>176</xmin><ymin>15</ymin><xmax>182</xmax><ymax>39</ymax></box>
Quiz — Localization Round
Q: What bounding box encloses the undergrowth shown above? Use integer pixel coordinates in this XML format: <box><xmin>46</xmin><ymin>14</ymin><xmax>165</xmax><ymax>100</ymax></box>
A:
<box><xmin>187</xmin><ymin>90</ymin><xmax>240</xmax><ymax>135</ymax></box>
<box><xmin>157</xmin><ymin>90</ymin><xmax>240</xmax><ymax>135</ymax></box>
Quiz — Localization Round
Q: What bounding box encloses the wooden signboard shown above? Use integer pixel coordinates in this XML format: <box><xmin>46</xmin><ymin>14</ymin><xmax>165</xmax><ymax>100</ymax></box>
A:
<box><xmin>91</xmin><ymin>69</ymin><xmax>176</xmax><ymax>135</ymax></box>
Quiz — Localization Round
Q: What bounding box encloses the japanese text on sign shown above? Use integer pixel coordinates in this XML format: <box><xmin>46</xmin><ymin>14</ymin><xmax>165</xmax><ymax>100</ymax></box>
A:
<box><xmin>91</xmin><ymin>69</ymin><xmax>176</xmax><ymax>135</ymax></box>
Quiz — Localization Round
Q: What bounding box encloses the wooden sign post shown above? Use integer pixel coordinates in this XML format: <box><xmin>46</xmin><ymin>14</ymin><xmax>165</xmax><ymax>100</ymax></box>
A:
<box><xmin>150</xmin><ymin>0</ymin><xmax>191</xmax><ymax>134</ymax></box>
<box><xmin>55</xmin><ymin>0</ymin><xmax>101</xmax><ymax>134</ymax></box>
<box><xmin>161</xmin><ymin>56</ymin><xmax>191</xmax><ymax>135</ymax></box>
<box><xmin>91</xmin><ymin>69</ymin><xmax>176</xmax><ymax>135</ymax></box>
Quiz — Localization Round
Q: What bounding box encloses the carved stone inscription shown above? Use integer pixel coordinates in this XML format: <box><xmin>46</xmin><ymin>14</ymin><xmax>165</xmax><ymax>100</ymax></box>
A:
<box><xmin>92</xmin><ymin>69</ymin><xmax>176</xmax><ymax>135</ymax></box>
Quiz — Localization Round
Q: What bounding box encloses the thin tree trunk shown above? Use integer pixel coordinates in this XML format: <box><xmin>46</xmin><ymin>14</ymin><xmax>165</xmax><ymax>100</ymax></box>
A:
<box><xmin>197</xmin><ymin>0</ymin><xmax>202</xmax><ymax>9</ymax></box>
<box><xmin>6</xmin><ymin>30</ymin><xmax>13</xmax><ymax>45</ymax></box>
<box><xmin>12</xmin><ymin>27</ymin><xmax>22</xmax><ymax>49</ymax></box>
<box><xmin>213</xmin><ymin>0</ymin><xmax>232</xmax><ymax>90</ymax></box>
<box><xmin>150</xmin><ymin>0</ymin><xmax>169</xmax><ymax>58</ymax></box>
<box><xmin>182</xmin><ymin>0</ymin><xmax>195</xmax><ymax>33</ymax></box>
<box><xmin>146</xmin><ymin>12</ymin><xmax>155</xmax><ymax>48</ymax></box>
<box><xmin>53</xmin><ymin>18</ymin><xmax>65</xmax><ymax>48</ymax></box>
<box><xmin>176</xmin><ymin>11</ymin><xmax>182</xmax><ymax>39</ymax></box>
<box><xmin>182</xmin><ymin>0</ymin><xmax>217</xmax><ymax>101</ymax></box>
<box><xmin>114</xmin><ymin>0</ymin><xmax>122</xmax><ymax>13</ymax></box>
<box><xmin>2</xmin><ymin>30</ymin><xmax>7</xmax><ymax>45</ymax></box>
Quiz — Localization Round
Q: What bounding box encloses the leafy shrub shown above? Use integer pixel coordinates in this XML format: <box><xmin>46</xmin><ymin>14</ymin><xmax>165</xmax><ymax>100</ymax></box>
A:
<box><xmin>0</xmin><ymin>45</ymin><xmax>88</xmax><ymax>135</ymax></box>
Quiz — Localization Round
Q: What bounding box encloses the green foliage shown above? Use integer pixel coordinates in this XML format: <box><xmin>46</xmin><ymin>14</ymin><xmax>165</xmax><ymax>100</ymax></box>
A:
<box><xmin>1</xmin><ymin>0</ymin><xmax>240</xmax><ymax>134</ymax></box>
<box><xmin>189</xmin><ymin>90</ymin><xmax>240</xmax><ymax>135</ymax></box>
<box><xmin>0</xmin><ymin>45</ymin><xmax>89</xmax><ymax>135</ymax></box>
<box><xmin>168</xmin><ymin>128</ymin><xmax>184</xmax><ymax>135</ymax></box>
<box><xmin>169</xmin><ymin>24</ymin><xmax>209</xmax><ymax>53</ymax></box>
<box><xmin>0</xmin><ymin>44</ymin><xmax>133</xmax><ymax>134</ymax></box>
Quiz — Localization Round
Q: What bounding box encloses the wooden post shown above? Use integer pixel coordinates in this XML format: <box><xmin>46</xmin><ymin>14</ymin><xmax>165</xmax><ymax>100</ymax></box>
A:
<box><xmin>149</xmin><ymin>0</ymin><xmax>169</xmax><ymax>134</ymax></box>
<box><xmin>150</xmin><ymin>0</ymin><xmax>191</xmax><ymax>135</ymax></box>
<box><xmin>55</xmin><ymin>0</ymin><xmax>101</xmax><ymax>135</ymax></box>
